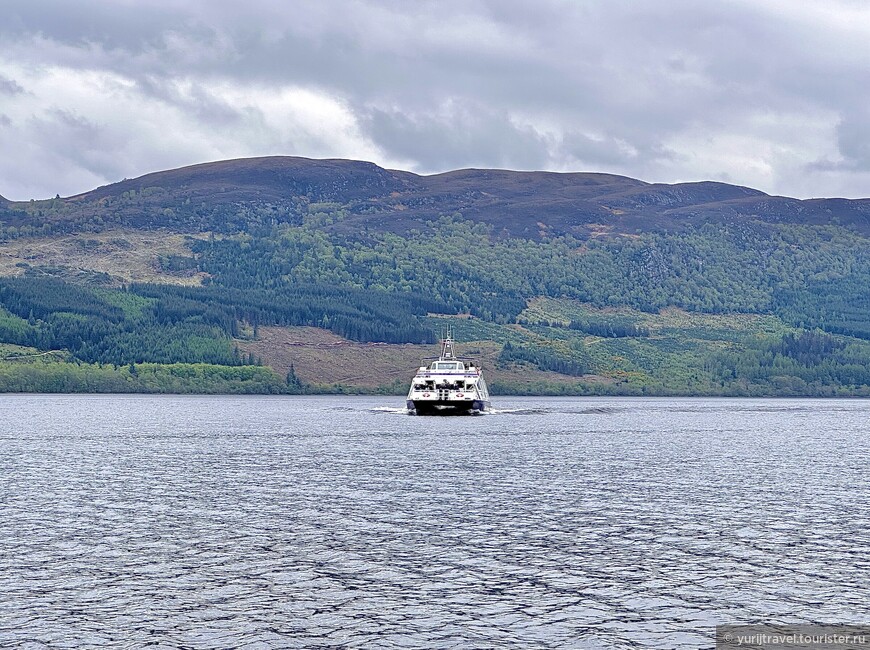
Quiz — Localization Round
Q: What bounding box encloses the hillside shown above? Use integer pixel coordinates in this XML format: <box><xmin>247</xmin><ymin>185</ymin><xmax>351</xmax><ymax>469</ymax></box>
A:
<box><xmin>4</xmin><ymin>156</ymin><xmax>870</xmax><ymax>238</ymax></box>
<box><xmin>2</xmin><ymin>156</ymin><xmax>870</xmax><ymax>395</ymax></box>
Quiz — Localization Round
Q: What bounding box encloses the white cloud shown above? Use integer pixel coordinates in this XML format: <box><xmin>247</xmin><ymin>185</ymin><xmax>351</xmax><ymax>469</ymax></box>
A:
<box><xmin>0</xmin><ymin>59</ymin><xmax>398</xmax><ymax>199</ymax></box>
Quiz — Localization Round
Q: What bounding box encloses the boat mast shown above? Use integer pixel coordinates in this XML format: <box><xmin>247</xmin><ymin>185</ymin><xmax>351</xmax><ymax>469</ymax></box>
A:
<box><xmin>440</xmin><ymin>324</ymin><xmax>456</xmax><ymax>360</ymax></box>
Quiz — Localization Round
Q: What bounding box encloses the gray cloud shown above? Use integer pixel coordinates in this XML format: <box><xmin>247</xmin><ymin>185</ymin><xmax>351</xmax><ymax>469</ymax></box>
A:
<box><xmin>0</xmin><ymin>75</ymin><xmax>23</xmax><ymax>95</ymax></box>
<box><xmin>362</xmin><ymin>103</ymin><xmax>552</xmax><ymax>171</ymax></box>
<box><xmin>28</xmin><ymin>109</ymin><xmax>126</xmax><ymax>183</ymax></box>
<box><xmin>558</xmin><ymin>130</ymin><xmax>677</xmax><ymax>169</ymax></box>
<box><xmin>833</xmin><ymin>110</ymin><xmax>870</xmax><ymax>170</ymax></box>
<box><xmin>808</xmin><ymin>106</ymin><xmax>870</xmax><ymax>174</ymax></box>
<box><xmin>1</xmin><ymin>0</ymin><xmax>870</xmax><ymax>199</ymax></box>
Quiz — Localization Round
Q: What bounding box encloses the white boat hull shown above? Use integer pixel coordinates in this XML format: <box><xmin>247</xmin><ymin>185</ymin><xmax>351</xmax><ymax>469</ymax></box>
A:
<box><xmin>407</xmin><ymin>398</ymin><xmax>490</xmax><ymax>415</ymax></box>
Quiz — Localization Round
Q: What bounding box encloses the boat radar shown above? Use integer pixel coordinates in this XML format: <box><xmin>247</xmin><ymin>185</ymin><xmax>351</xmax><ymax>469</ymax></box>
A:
<box><xmin>406</xmin><ymin>327</ymin><xmax>491</xmax><ymax>415</ymax></box>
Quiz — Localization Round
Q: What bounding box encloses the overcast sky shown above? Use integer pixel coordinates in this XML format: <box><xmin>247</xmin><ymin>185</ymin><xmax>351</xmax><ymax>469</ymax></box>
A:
<box><xmin>2</xmin><ymin>0</ymin><xmax>870</xmax><ymax>200</ymax></box>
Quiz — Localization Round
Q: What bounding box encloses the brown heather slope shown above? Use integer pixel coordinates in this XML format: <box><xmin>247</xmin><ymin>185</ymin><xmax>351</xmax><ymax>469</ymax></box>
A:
<box><xmin>73</xmin><ymin>156</ymin><xmax>411</xmax><ymax>204</ymax></box>
<box><xmin>235</xmin><ymin>326</ymin><xmax>608</xmax><ymax>389</ymax></box>
<box><xmin>6</xmin><ymin>156</ymin><xmax>870</xmax><ymax>238</ymax></box>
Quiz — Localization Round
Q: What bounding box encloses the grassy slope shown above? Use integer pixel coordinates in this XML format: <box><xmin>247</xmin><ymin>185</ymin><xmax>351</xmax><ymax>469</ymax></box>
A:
<box><xmin>515</xmin><ymin>298</ymin><xmax>791</xmax><ymax>393</ymax></box>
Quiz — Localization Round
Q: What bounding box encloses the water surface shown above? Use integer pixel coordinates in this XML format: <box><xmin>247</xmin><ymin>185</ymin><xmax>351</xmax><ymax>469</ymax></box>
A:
<box><xmin>1</xmin><ymin>396</ymin><xmax>869</xmax><ymax>648</ymax></box>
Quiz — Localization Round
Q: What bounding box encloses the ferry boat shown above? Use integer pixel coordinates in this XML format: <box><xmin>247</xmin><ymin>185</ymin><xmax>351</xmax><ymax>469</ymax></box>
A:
<box><xmin>406</xmin><ymin>329</ymin><xmax>491</xmax><ymax>415</ymax></box>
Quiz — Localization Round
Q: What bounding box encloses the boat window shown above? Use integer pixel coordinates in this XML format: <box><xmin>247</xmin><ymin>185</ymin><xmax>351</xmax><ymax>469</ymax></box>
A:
<box><xmin>432</xmin><ymin>361</ymin><xmax>463</xmax><ymax>370</ymax></box>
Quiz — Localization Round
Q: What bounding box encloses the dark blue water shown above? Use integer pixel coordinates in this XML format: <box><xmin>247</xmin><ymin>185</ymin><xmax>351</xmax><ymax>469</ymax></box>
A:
<box><xmin>1</xmin><ymin>396</ymin><xmax>869</xmax><ymax>648</ymax></box>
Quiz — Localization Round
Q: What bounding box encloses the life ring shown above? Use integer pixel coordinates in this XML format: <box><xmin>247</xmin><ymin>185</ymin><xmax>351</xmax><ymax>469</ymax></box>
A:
<box><xmin>456</xmin><ymin>393</ymin><xmax>464</xmax><ymax>398</ymax></box>
<box><xmin>423</xmin><ymin>392</ymin><xmax>430</xmax><ymax>397</ymax></box>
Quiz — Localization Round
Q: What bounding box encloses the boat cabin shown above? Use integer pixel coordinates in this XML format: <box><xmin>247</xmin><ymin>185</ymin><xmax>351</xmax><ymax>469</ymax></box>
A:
<box><xmin>430</xmin><ymin>361</ymin><xmax>464</xmax><ymax>371</ymax></box>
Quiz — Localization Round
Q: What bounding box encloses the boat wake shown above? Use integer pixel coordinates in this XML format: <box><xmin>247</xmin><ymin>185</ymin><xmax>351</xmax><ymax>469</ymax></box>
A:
<box><xmin>478</xmin><ymin>406</ymin><xmax>625</xmax><ymax>416</ymax></box>
<box><xmin>370</xmin><ymin>406</ymin><xmax>413</xmax><ymax>415</ymax></box>
<box><xmin>369</xmin><ymin>406</ymin><xmax>625</xmax><ymax>416</ymax></box>
<box><xmin>485</xmin><ymin>407</ymin><xmax>550</xmax><ymax>416</ymax></box>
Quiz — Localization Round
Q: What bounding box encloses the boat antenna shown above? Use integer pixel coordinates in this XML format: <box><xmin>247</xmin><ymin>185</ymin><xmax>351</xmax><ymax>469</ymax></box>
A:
<box><xmin>440</xmin><ymin>324</ymin><xmax>455</xmax><ymax>359</ymax></box>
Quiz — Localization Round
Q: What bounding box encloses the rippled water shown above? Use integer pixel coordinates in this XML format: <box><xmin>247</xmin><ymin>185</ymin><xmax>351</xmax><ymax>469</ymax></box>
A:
<box><xmin>1</xmin><ymin>395</ymin><xmax>869</xmax><ymax>648</ymax></box>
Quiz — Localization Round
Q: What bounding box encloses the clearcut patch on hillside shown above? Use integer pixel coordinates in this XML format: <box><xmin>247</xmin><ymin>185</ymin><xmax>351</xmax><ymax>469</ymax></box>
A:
<box><xmin>235</xmin><ymin>325</ymin><xmax>606</xmax><ymax>389</ymax></box>
<box><xmin>0</xmin><ymin>230</ymin><xmax>209</xmax><ymax>285</ymax></box>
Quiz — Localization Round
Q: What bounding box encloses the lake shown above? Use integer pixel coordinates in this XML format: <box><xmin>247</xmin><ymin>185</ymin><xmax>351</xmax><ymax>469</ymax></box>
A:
<box><xmin>1</xmin><ymin>395</ymin><xmax>869</xmax><ymax>648</ymax></box>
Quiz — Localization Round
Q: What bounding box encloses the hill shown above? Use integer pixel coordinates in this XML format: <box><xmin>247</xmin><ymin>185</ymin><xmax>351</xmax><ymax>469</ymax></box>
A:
<box><xmin>2</xmin><ymin>156</ymin><xmax>870</xmax><ymax>396</ymax></box>
<box><xmin>4</xmin><ymin>156</ymin><xmax>870</xmax><ymax>238</ymax></box>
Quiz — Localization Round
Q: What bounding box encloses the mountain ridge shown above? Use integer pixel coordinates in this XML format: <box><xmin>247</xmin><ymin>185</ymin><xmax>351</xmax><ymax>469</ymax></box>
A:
<box><xmin>5</xmin><ymin>156</ymin><xmax>870</xmax><ymax>237</ymax></box>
